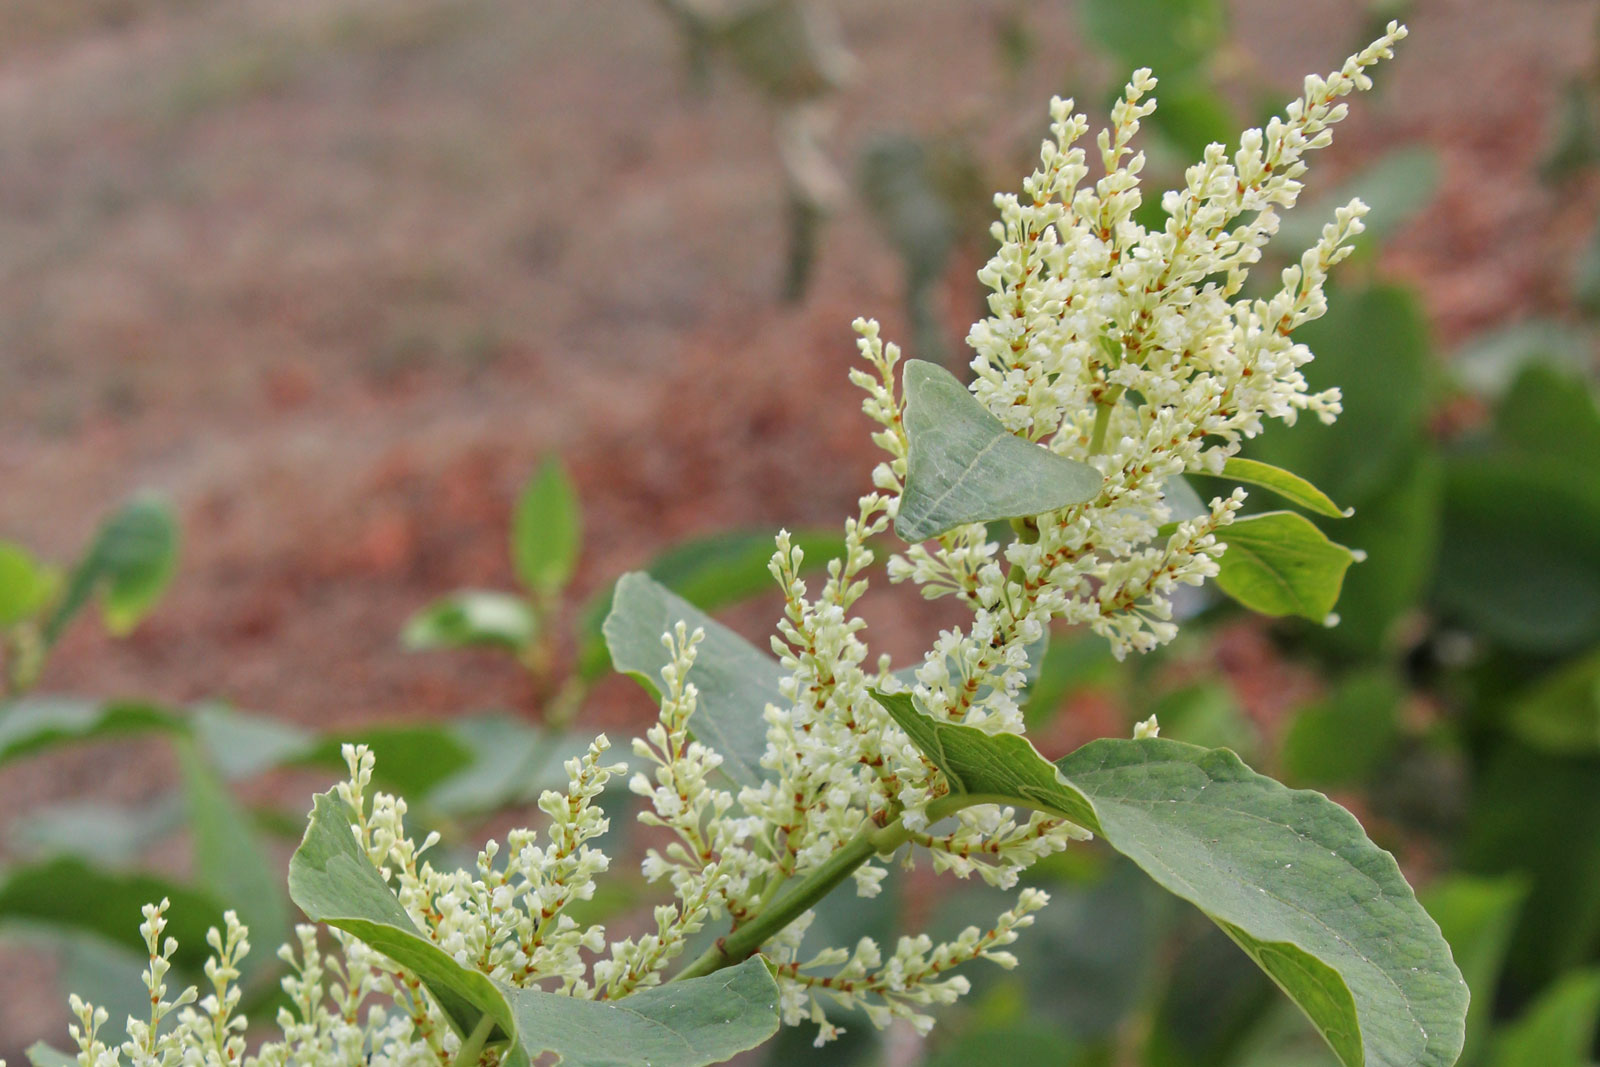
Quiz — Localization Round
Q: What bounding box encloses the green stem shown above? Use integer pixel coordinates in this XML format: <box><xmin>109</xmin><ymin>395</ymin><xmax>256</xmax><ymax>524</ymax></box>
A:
<box><xmin>1087</xmin><ymin>385</ymin><xmax>1125</xmax><ymax>456</ymax></box>
<box><xmin>671</xmin><ymin>817</ymin><xmax>918</xmax><ymax>982</ymax></box>
<box><xmin>453</xmin><ymin>1013</ymin><xmax>497</xmax><ymax>1067</ymax></box>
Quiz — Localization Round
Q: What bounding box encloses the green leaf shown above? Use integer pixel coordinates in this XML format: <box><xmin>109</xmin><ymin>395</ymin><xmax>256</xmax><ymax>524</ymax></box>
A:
<box><xmin>1421</xmin><ymin>876</ymin><xmax>1529</xmax><ymax>1061</ymax></box>
<box><xmin>604</xmin><ymin>572</ymin><xmax>782</xmax><ymax>789</ymax></box>
<box><xmin>0</xmin><ymin>698</ymin><xmax>184</xmax><ymax>767</ymax></box>
<box><xmin>1504</xmin><ymin>647</ymin><xmax>1600</xmax><ymax>754</ymax></box>
<box><xmin>1208</xmin><ymin>458</ymin><xmax>1350</xmax><ymax>519</ymax></box>
<box><xmin>1081</xmin><ymin>0</ymin><xmax>1225</xmax><ymax>80</ymax></box>
<box><xmin>289</xmin><ymin>790</ymin><xmax>780</xmax><ymax>1065</ymax></box>
<box><xmin>25</xmin><ymin>1043</ymin><xmax>78</xmax><ymax>1067</ymax></box>
<box><xmin>191</xmin><ymin>702</ymin><xmax>314</xmax><ymax>780</ymax></box>
<box><xmin>0</xmin><ymin>542</ymin><xmax>58</xmax><ymax>626</ymax></box>
<box><xmin>178</xmin><ymin>739</ymin><xmax>291</xmax><ymax>955</ymax></box>
<box><xmin>1280</xmin><ymin>672</ymin><xmax>1403</xmax><ymax>788</ymax></box>
<box><xmin>1275</xmin><ymin>148</ymin><xmax>1440</xmax><ymax>253</ymax></box>
<box><xmin>44</xmin><ymin>496</ymin><xmax>180</xmax><ymax>642</ymax></box>
<box><xmin>512</xmin><ymin>457</ymin><xmax>581</xmax><ymax>598</ymax></box>
<box><xmin>1487</xmin><ymin>970</ymin><xmax>1600</xmax><ymax>1067</ymax></box>
<box><xmin>873</xmin><ymin>691</ymin><xmax>1468</xmax><ymax>1067</ymax></box>
<box><xmin>1494</xmin><ymin>363</ymin><xmax>1600</xmax><ymax>476</ymax></box>
<box><xmin>575</xmin><ymin>528</ymin><xmax>845</xmax><ymax>682</ymax></box>
<box><xmin>1453</xmin><ymin>320</ymin><xmax>1591</xmax><ymax>399</ymax></box>
<box><xmin>1214</xmin><ymin>512</ymin><xmax>1357</xmax><ymax>621</ymax></box>
<box><xmin>9</xmin><ymin>796</ymin><xmax>183</xmax><ymax>867</ymax></box>
<box><xmin>296</xmin><ymin>724</ymin><xmax>476</xmax><ymax>800</ymax></box>
<box><xmin>0</xmin><ymin>857</ymin><xmax>227</xmax><ymax>974</ymax></box>
<box><xmin>896</xmin><ymin>360</ymin><xmax>1102</xmax><ymax>542</ymax></box>
<box><xmin>425</xmin><ymin>715</ymin><xmax>585</xmax><ymax>817</ymax></box>
<box><xmin>402</xmin><ymin>590</ymin><xmax>538</xmax><ymax>652</ymax></box>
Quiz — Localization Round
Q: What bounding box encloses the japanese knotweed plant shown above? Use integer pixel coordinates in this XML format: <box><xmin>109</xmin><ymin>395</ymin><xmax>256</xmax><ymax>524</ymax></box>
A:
<box><xmin>34</xmin><ymin>23</ymin><xmax>1470</xmax><ymax>1067</ymax></box>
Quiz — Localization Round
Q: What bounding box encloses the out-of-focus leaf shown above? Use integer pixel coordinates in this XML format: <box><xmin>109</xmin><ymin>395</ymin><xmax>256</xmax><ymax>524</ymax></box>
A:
<box><xmin>604</xmin><ymin>572</ymin><xmax>781</xmax><ymax>789</ymax></box>
<box><xmin>512</xmin><ymin>458</ymin><xmax>581</xmax><ymax>599</ymax></box>
<box><xmin>1494</xmin><ymin>363</ymin><xmax>1600</xmax><ymax>474</ymax></box>
<box><xmin>876</xmin><ymin>691</ymin><xmax>1469</xmax><ymax>1067</ymax></box>
<box><xmin>1504</xmin><ymin>648</ymin><xmax>1600</xmax><ymax>754</ymax></box>
<box><xmin>297</xmin><ymin>725</ymin><xmax>475</xmax><ymax>800</ymax></box>
<box><xmin>897</xmin><ymin>360</ymin><xmax>1102</xmax><ymax>542</ymax></box>
<box><xmin>927</xmin><ymin>1023</ymin><xmax>1082</xmax><ymax>1067</ymax></box>
<box><xmin>1434</xmin><ymin>454</ymin><xmax>1600</xmax><ymax>654</ymax></box>
<box><xmin>0</xmin><ymin>698</ymin><xmax>183</xmax><ymax>767</ymax></box>
<box><xmin>178</xmin><ymin>739</ymin><xmax>290</xmax><ymax>956</ymax></box>
<box><xmin>1276</xmin><ymin>147</ymin><xmax>1440</xmax><ymax>253</ymax></box>
<box><xmin>425</xmin><ymin>715</ymin><xmax>586</xmax><ymax>817</ymax></box>
<box><xmin>0</xmin><ymin>542</ymin><xmax>58</xmax><ymax>626</ymax></box>
<box><xmin>1247</xmin><ymin>284</ymin><xmax>1431</xmax><ymax>506</ymax></box>
<box><xmin>52</xmin><ymin>930</ymin><xmax>155</xmax><ymax>1041</ymax></box>
<box><xmin>1486</xmin><ymin>970</ymin><xmax>1600</xmax><ymax>1067</ymax></box>
<box><xmin>1453</xmin><ymin>320</ymin><xmax>1591</xmax><ymax>398</ymax></box>
<box><xmin>1460</xmin><ymin>743</ymin><xmax>1600</xmax><ymax>996</ymax></box>
<box><xmin>1422</xmin><ymin>875</ymin><xmax>1529</xmax><ymax>1061</ymax></box>
<box><xmin>716</xmin><ymin>0</ymin><xmax>850</xmax><ymax>101</ymax></box>
<box><xmin>1162</xmin><ymin>473</ymin><xmax>1210</xmax><ymax>522</ymax></box>
<box><xmin>46</xmin><ymin>495</ymin><xmax>179</xmax><ymax>641</ymax></box>
<box><xmin>1214</xmin><ymin>511</ymin><xmax>1357</xmax><ymax>621</ymax></box>
<box><xmin>9</xmin><ymin>796</ymin><xmax>183</xmax><ymax>867</ymax></box>
<box><xmin>1022</xmin><ymin>632</ymin><xmax>1120</xmax><ymax>728</ymax></box>
<box><xmin>402</xmin><ymin>590</ymin><xmax>537</xmax><ymax>652</ymax></box>
<box><xmin>1280</xmin><ymin>671</ymin><xmax>1403</xmax><ymax>788</ymax></box>
<box><xmin>1147</xmin><ymin>680</ymin><xmax>1258</xmax><ymax>758</ymax></box>
<box><xmin>1081</xmin><ymin>0</ymin><xmax>1224</xmax><ymax>80</ymax></box>
<box><xmin>191</xmin><ymin>702</ymin><xmax>313</xmax><ymax>780</ymax></box>
<box><xmin>1146</xmin><ymin>920</ymin><xmax>1279</xmax><ymax>1067</ymax></box>
<box><xmin>1148</xmin><ymin>77</ymin><xmax>1236</xmax><ymax>158</ymax></box>
<box><xmin>0</xmin><ymin>857</ymin><xmax>227</xmax><ymax>973</ymax></box>
<box><xmin>1540</xmin><ymin>77</ymin><xmax>1599</xmax><ymax>181</ymax></box>
<box><xmin>25</xmin><ymin>1043</ymin><xmax>78</xmax><ymax>1067</ymax></box>
<box><xmin>575</xmin><ymin>529</ymin><xmax>844</xmax><ymax>682</ymax></box>
<box><xmin>1574</xmin><ymin>214</ymin><xmax>1600</xmax><ymax>315</ymax></box>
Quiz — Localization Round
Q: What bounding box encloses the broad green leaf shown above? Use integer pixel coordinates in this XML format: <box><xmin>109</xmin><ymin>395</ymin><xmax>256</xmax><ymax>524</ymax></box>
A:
<box><xmin>1504</xmin><ymin>647</ymin><xmax>1600</xmax><ymax>754</ymax></box>
<box><xmin>9</xmin><ymin>796</ymin><xmax>183</xmax><ymax>867</ymax></box>
<box><xmin>296</xmin><ymin>724</ymin><xmax>476</xmax><ymax>800</ymax></box>
<box><xmin>1494</xmin><ymin>363</ymin><xmax>1600</xmax><ymax>475</ymax></box>
<box><xmin>45</xmin><ymin>495</ymin><xmax>180</xmax><ymax>640</ymax></box>
<box><xmin>1247</xmin><ymin>285</ymin><xmax>1431</xmax><ymax>506</ymax></box>
<box><xmin>1434</xmin><ymin>454</ymin><xmax>1600</xmax><ymax>654</ymax></box>
<box><xmin>0</xmin><ymin>542</ymin><xmax>58</xmax><ymax>626</ymax></box>
<box><xmin>896</xmin><ymin>360</ymin><xmax>1102</xmax><ymax>543</ymax></box>
<box><xmin>402</xmin><ymin>590</ymin><xmax>538</xmax><ymax>652</ymax></box>
<box><xmin>1214</xmin><ymin>512</ymin><xmax>1357</xmax><ymax>621</ymax></box>
<box><xmin>873</xmin><ymin>691</ymin><xmax>1468</xmax><ymax>1067</ymax></box>
<box><xmin>178</xmin><ymin>739</ymin><xmax>290</xmax><ymax>954</ymax></box>
<box><xmin>1422</xmin><ymin>876</ymin><xmax>1528</xmax><ymax>1061</ymax></box>
<box><xmin>191</xmin><ymin>702</ymin><xmax>314</xmax><ymax>780</ymax></box>
<box><xmin>604</xmin><ymin>572</ymin><xmax>782</xmax><ymax>789</ymax></box>
<box><xmin>575</xmin><ymin>528</ymin><xmax>844</xmax><ymax>682</ymax></box>
<box><xmin>1487</xmin><ymin>970</ymin><xmax>1600</xmax><ymax>1067</ymax></box>
<box><xmin>0</xmin><ymin>857</ymin><xmax>227</xmax><ymax>974</ymax></box>
<box><xmin>0</xmin><ymin>698</ymin><xmax>183</xmax><ymax>767</ymax></box>
<box><xmin>289</xmin><ymin>790</ymin><xmax>780</xmax><ymax>1065</ymax></box>
<box><xmin>512</xmin><ymin>457</ymin><xmax>581</xmax><ymax>598</ymax></box>
<box><xmin>1207</xmin><ymin>458</ymin><xmax>1350</xmax><ymax>519</ymax></box>
<box><xmin>1280</xmin><ymin>672</ymin><xmax>1403</xmax><ymax>788</ymax></box>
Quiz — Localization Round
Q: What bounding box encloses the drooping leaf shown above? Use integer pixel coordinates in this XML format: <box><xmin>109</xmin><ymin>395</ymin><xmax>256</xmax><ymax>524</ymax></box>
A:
<box><xmin>873</xmin><ymin>691</ymin><xmax>1468</xmax><ymax>1067</ymax></box>
<box><xmin>1504</xmin><ymin>647</ymin><xmax>1600</xmax><ymax>754</ymax></box>
<box><xmin>45</xmin><ymin>495</ymin><xmax>180</xmax><ymax>641</ymax></box>
<box><xmin>402</xmin><ymin>590</ymin><xmax>538</xmax><ymax>652</ymax></box>
<box><xmin>0</xmin><ymin>857</ymin><xmax>227</xmax><ymax>974</ymax></box>
<box><xmin>0</xmin><ymin>542</ymin><xmax>58</xmax><ymax>626</ymax></box>
<box><xmin>575</xmin><ymin>528</ymin><xmax>844</xmax><ymax>682</ymax></box>
<box><xmin>1205</xmin><ymin>458</ymin><xmax>1349</xmax><ymax>519</ymax></box>
<box><xmin>178</xmin><ymin>739</ymin><xmax>290</xmax><ymax>955</ymax></box>
<box><xmin>896</xmin><ymin>360</ymin><xmax>1102</xmax><ymax>543</ymax></box>
<box><xmin>1214</xmin><ymin>512</ymin><xmax>1357</xmax><ymax>621</ymax></box>
<box><xmin>1486</xmin><ymin>970</ymin><xmax>1600</xmax><ymax>1067</ymax></box>
<box><xmin>288</xmin><ymin>790</ymin><xmax>780</xmax><ymax>1065</ymax></box>
<box><xmin>604</xmin><ymin>572</ymin><xmax>783</xmax><ymax>789</ymax></box>
<box><xmin>512</xmin><ymin>457</ymin><xmax>581</xmax><ymax>598</ymax></box>
<box><xmin>0</xmin><ymin>698</ymin><xmax>183</xmax><ymax>767</ymax></box>
<box><xmin>1422</xmin><ymin>875</ymin><xmax>1529</xmax><ymax>1060</ymax></box>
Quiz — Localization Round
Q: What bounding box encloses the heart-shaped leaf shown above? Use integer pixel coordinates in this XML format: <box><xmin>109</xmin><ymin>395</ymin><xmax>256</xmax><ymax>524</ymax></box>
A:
<box><xmin>896</xmin><ymin>360</ymin><xmax>1102</xmax><ymax>542</ymax></box>
<box><xmin>604</xmin><ymin>572</ymin><xmax>782</xmax><ymax>788</ymax></box>
<box><xmin>873</xmin><ymin>691</ymin><xmax>1468</xmax><ymax>1067</ymax></box>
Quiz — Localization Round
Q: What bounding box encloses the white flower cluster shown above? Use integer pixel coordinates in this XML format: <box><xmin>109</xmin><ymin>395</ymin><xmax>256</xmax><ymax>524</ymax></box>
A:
<box><xmin>55</xmin><ymin>26</ymin><xmax>1401</xmax><ymax>1064</ymax></box>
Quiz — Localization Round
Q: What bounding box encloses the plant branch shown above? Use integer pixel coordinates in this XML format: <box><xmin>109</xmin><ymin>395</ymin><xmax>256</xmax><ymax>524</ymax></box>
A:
<box><xmin>453</xmin><ymin>1013</ymin><xmax>497</xmax><ymax>1067</ymax></box>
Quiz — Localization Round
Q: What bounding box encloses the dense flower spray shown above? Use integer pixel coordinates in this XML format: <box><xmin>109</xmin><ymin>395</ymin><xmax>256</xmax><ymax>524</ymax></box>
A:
<box><xmin>41</xmin><ymin>22</ymin><xmax>1405</xmax><ymax>1066</ymax></box>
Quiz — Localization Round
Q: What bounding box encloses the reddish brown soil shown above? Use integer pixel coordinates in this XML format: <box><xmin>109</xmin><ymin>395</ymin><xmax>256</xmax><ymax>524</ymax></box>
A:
<box><xmin>0</xmin><ymin>0</ymin><xmax>1595</xmax><ymax>1054</ymax></box>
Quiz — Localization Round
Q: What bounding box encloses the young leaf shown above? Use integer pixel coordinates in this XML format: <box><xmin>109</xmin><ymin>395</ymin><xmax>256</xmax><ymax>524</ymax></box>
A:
<box><xmin>402</xmin><ymin>590</ymin><xmax>538</xmax><ymax>652</ymax></box>
<box><xmin>1208</xmin><ymin>458</ymin><xmax>1350</xmax><ymax>519</ymax></box>
<box><xmin>44</xmin><ymin>496</ymin><xmax>180</xmax><ymax>642</ymax></box>
<box><xmin>873</xmin><ymin>691</ymin><xmax>1469</xmax><ymax>1067</ymax></box>
<box><xmin>605</xmin><ymin>573</ymin><xmax>781</xmax><ymax>788</ymax></box>
<box><xmin>896</xmin><ymin>360</ymin><xmax>1102</xmax><ymax>543</ymax></box>
<box><xmin>512</xmin><ymin>457</ymin><xmax>581</xmax><ymax>598</ymax></box>
<box><xmin>289</xmin><ymin>790</ymin><xmax>780</xmax><ymax>1066</ymax></box>
<box><xmin>0</xmin><ymin>542</ymin><xmax>58</xmax><ymax>626</ymax></box>
<box><xmin>1214</xmin><ymin>512</ymin><xmax>1357</xmax><ymax>621</ymax></box>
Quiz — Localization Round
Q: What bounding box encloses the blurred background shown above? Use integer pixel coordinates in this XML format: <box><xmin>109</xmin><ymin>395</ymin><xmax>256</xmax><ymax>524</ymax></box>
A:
<box><xmin>2</xmin><ymin>0</ymin><xmax>1599</xmax><ymax>1063</ymax></box>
